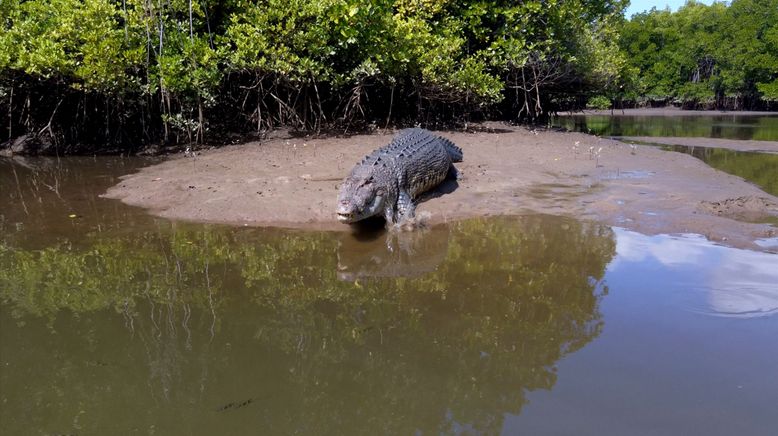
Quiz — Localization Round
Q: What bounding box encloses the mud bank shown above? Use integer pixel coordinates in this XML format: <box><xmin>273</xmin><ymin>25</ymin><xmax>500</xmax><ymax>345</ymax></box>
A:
<box><xmin>104</xmin><ymin>124</ymin><xmax>778</xmax><ymax>250</ymax></box>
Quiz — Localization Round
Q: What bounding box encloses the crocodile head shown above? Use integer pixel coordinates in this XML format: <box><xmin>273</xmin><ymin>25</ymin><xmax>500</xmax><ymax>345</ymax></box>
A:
<box><xmin>337</xmin><ymin>171</ymin><xmax>387</xmax><ymax>223</ymax></box>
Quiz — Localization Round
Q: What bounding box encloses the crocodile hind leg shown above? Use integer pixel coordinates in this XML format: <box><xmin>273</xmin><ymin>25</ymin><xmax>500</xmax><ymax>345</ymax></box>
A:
<box><xmin>448</xmin><ymin>165</ymin><xmax>462</xmax><ymax>180</ymax></box>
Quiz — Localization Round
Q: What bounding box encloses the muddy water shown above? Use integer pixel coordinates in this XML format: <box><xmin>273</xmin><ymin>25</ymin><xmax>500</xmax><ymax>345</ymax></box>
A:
<box><xmin>554</xmin><ymin>113</ymin><xmax>778</xmax><ymax>140</ymax></box>
<box><xmin>2</xmin><ymin>158</ymin><xmax>778</xmax><ymax>435</ymax></box>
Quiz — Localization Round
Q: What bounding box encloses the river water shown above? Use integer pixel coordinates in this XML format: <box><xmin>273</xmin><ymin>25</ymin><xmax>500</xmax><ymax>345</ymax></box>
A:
<box><xmin>553</xmin><ymin>113</ymin><xmax>778</xmax><ymax>141</ymax></box>
<box><xmin>1</xmin><ymin>153</ymin><xmax>777</xmax><ymax>435</ymax></box>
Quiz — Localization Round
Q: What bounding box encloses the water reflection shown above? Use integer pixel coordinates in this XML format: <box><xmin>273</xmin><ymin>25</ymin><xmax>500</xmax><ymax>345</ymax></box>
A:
<box><xmin>336</xmin><ymin>227</ymin><xmax>451</xmax><ymax>280</ymax></box>
<box><xmin>658</xmin><ymin>144</ymin><xmax>778</xmax><ymax>197</ymax></box>
<box><xmin>554</xmin><ymin>114</ymin><xmax>778</xmax><ymax>141</ymax></box>
<box><xmin>0</xmin><ymin>215</ymin><xmax>615</xmax><ymax>435</ymax></box>
<box><xmin>611</xmin><ymin>229</ymin><xmax>778</xmax><ymax>318</ymax></box>
<box><xmin>0</xmin><ymin>156</ymin><xmax>157</xmax><ymax>248</ymax></box>
<box><xmin>4</xmin><ymin>156</ymin><xmax>778</xmax><ymax>434</ymax></box>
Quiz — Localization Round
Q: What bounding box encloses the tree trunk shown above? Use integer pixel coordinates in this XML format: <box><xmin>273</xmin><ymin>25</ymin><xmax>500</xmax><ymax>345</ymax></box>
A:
<box><xmin>198</xmin><ymin>96</ymin><xmax>204</xmax><ymax>143</ymax></box>
<box><xmin>385</xmin><ymin>84</ymin><xmax>394</xmax><ymax>130</ymax></box>
<box><xmin>7</xmin><ymin>81</ymin><xmax>12</xmax><ymax>141</ymax></box>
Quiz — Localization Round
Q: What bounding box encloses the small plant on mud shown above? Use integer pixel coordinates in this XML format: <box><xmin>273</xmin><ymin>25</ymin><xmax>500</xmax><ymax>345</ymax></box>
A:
<box><xmin>589</xmin><ymin>146</ymin><xmax>603</xmax><ymax>167</ymax></box>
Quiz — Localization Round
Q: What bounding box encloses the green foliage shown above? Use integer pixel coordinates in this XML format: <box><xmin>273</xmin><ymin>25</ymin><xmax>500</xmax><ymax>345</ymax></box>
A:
<box><xmin>226</xmin><ymin>0</ymin><xmax>337</xmax><ymax>81</ymax></box>
<box><xmin>4</xmin><ymin>0</ymin><xmax>774</xmax><ymax>148</ymax></box>
<box><xmin>678</xmin><ymin>81</ymin><xmax>716</xmax><ymax>105</ymax></box>
<box><xmin>4</xmin><ymin>0</ymin><xmax>78</xmax><ymax>78</ymax></box>
<box><xmin>587</xmin><ymin>95</ymin><xmax>612</xmax><ymax>110</ymax></box>
<box><xmin>620</xmin><ymin>0</ymin><xmax>778</xmax><ymax>108</ymax></box>
<box><xmin>757</xmin><ymin>80</ymin><xmax>778</xmax><ymax>101</ymax></box>
<box><xmin>0</xmin><ymin>0</ymin><xmax>631</xmax><ymax>148</ymax></box>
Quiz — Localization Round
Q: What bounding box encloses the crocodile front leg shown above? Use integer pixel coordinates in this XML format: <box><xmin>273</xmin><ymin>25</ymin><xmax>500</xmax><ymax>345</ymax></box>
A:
<box><xmin>383</xmin><ymin>203</ymin><xmax>396</xmax><ymax>224</ymax></box>
<box><xmin>396</xmin><ymin>190</ymin><xmax>415</xmax><ymax>223</ymax></box>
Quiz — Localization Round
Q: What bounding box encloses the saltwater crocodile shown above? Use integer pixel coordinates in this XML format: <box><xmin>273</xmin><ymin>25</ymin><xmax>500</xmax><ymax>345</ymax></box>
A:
<box><xmin>336</xmin><ymin>128</ymin><xmax>463</xmax><ymax>225</ymax></box>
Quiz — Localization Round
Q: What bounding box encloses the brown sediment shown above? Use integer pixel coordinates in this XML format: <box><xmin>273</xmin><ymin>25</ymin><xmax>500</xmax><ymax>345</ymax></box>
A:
<box><xmin>103</xmin><ymin>123</ymin><xmax>778</xmax><ymax>250</ymax></box>
<box><xmin>699</xmin><ymin>197</ymin><xmax>778</xmax><ymax>222</ymax></box>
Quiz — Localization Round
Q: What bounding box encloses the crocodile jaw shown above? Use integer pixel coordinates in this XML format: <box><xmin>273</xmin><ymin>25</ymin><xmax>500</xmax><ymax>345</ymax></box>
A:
<box><xmin>337</xmin><ymin>194</ymin><xmax>384</xmax><ymax>223</ymax></box>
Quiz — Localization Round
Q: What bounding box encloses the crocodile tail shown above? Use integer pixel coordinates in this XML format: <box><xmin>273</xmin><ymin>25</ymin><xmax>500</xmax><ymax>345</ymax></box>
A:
<box><xmin>440</xmin><ymin>137</ymin><xmax>463</xmax><ymax>162</ymax></box>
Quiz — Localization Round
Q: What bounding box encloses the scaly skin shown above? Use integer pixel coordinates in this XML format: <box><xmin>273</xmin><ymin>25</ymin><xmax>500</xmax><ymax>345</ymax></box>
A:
<box><xmin>336</xmin><ymin>128</ymin><xmax>463</xmax><ymax>225</ymax></box>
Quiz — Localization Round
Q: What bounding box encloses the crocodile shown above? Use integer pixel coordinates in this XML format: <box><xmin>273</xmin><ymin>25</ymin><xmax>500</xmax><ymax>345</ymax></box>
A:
<box><xmin>336</xmin><ymin>128</ymin><xmax>463</xmax><ymax>225</ymax></box>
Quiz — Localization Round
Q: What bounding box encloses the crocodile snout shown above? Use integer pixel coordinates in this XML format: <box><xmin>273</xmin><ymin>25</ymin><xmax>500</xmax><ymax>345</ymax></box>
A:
<box><xmin>337</xmin><ymin>201</ymin><xmax>356</xmax><ymax>222</ymax></box>
<box><xmin>337</xmin><ymin>212</ymin><xmax>352</xmax><ymax>222</ymax></box>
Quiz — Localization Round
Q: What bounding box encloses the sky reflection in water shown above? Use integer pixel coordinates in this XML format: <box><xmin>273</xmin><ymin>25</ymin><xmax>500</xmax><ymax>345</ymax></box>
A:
<box><xmin>506</xmin><ymin>229</ymin><xmax>778</xmax><ymax>436</ymax></box>
<box><xmin>611</xmin><ymin>229</ymin><xmax>778</xmax><ymax>318</ymax></box>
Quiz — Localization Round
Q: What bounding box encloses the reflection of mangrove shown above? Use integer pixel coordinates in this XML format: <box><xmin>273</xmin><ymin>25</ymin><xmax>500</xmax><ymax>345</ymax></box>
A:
<box><xmin>556</xmin><ymin>114</ymin><xmax>778</xmax><ymax>141</ymax></box>
<box><xmin>0</xmin><ymin>157</ymin><xmax>155</xmax><ymax>247</ymax></box>
<box><xmin>336</xmin><ymin>227</ymin><xmax>450</xmax><ymax>280</ymax></box>
<box><xmin>661</xmin><ymin>145</ymin><xmax>778</xmax><ymax>196</ymax></box>
<box><xmin>0</xmin><ymin>216</ymin><xmax>616</xmax><ymax>434</ymax></box>
<box><xmin>0</xmin><ymin>226</ymin><xmax>232</xmax><ymax>319</ymax></box>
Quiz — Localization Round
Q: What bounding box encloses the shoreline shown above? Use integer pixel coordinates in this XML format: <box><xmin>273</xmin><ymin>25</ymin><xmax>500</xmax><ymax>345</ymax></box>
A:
<box><xmin>615</xmin><ymin>136</ymin><xmax>778</xmax><ymax>154</ymax></box>
<box><xmin>103</xmin><ymin>123</ymin><xmax>778</xmax><ymax>251</ymax></box>
<box><xmin>568</xmin><ymin>107</ymin><xmax>778</xmax><ymax>117</ymax></box>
